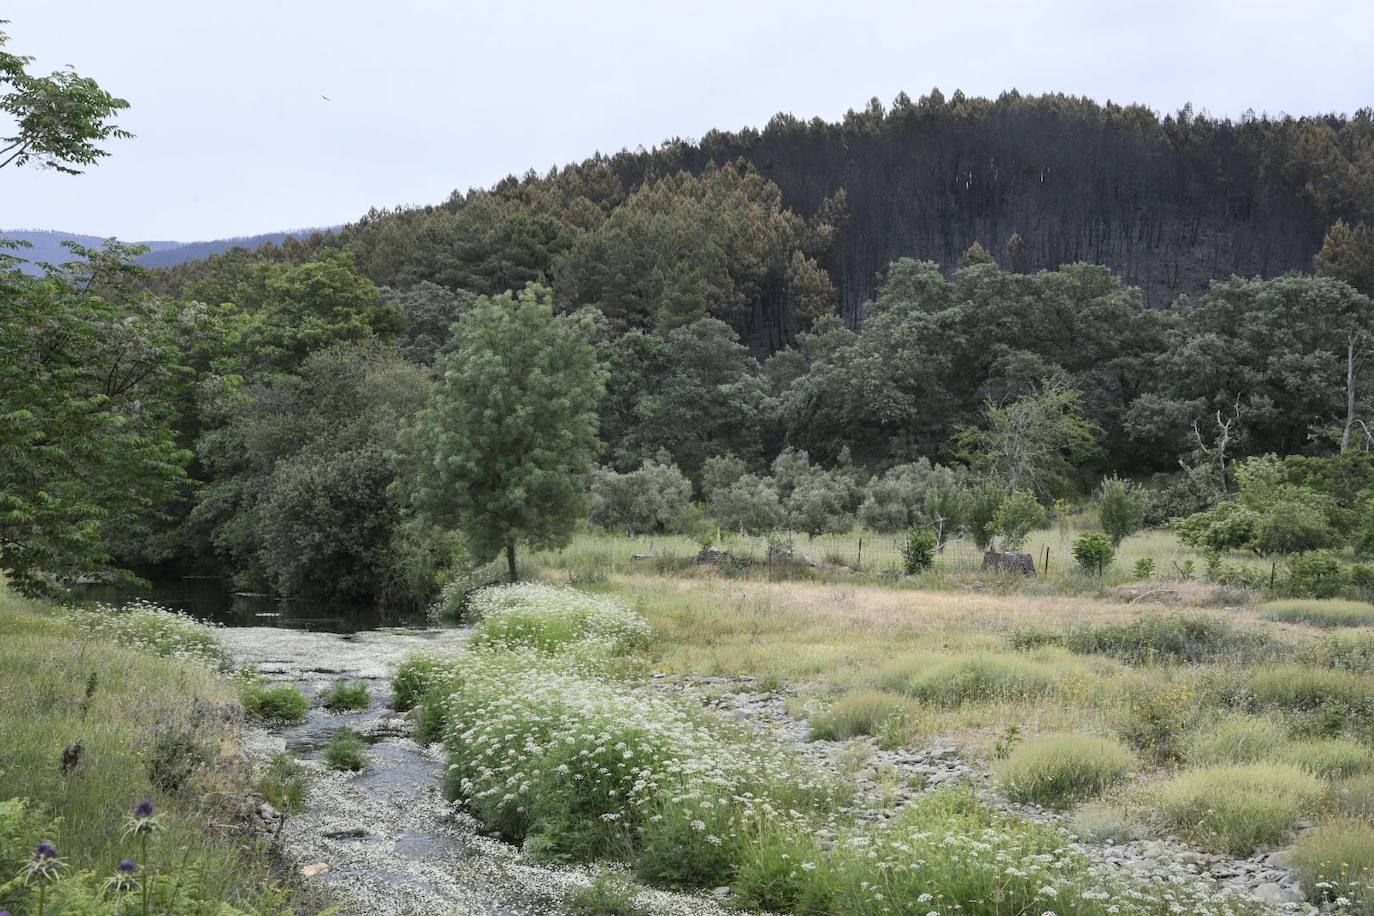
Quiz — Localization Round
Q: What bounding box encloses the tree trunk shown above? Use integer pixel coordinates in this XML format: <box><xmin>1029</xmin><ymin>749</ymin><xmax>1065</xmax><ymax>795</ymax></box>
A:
<box><xmin>506</xmin><ymin>542</ymin><xmax>518</xmax><ymax>583</ymax></box>
<box><xmin>1344</xmin><ymin>338</ymin><xmax>1356</xmax><ymax>454</ymax></box>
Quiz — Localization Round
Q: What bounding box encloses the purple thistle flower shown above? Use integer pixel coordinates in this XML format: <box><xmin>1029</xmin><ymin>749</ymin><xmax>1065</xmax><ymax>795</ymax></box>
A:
<box><xmin>134</xmin><ymin>800</ymin><xmax>154</xmax><ymax>818</ymax></box>
<box><xmin>119</xmin><ymin>858</ymin><xmax>137</xmax><ymax>873</ymax></box>
<box><xmin>35</xmin><ymin>841</ymin><xmax>57</xmax><ymax>859</ymax></box>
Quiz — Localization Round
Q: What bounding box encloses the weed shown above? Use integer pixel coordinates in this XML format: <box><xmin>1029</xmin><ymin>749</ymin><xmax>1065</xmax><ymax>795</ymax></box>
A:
<box><xmin>566</xmin><ymin>875</ymin><xmax>650</xmax><ymax>916</ymax></box>
<box><xmin>257</xmin><ymin>753</ymin><xmax>310</xmax><ymax>814</ymax></box>
<box><xmin>323</xmin><ymin>728</ymin><xmax>368</xmax><ymax>771</ymax></box>
<box><xmin>993</xmin><ymin>734</ymin><xmax>1134</xmax><ymax>807</ymax></box>
<box><xmin>808</xmin><ymin>690</ymin><xmax>927</xmax><ymax>747</ymax></box>
<box><xmin>241</xmin><ymin>682</ymin><xmax>310</xmax><ymax>723</ymax></box>
<box><xmin>1151</xmin><ymin>763</ymin><xmax>1322</xmax><ymax>855</ymax></box>
<box><xmin>320</xmin><ymin>679</ymin><xmax>371</xmax><ymax>711</ymax></box>
<box><xmin>1290</xmin><ymin>819</ymin><xmax>1374</xmax><ymax>913</ymax></box>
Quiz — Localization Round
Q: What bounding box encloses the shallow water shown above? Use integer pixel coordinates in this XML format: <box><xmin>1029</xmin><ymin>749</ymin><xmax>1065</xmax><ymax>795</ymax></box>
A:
<box><xmin>69</xmin><ymin>577</ymin><xmax>430</xmax><ymax>632</ymax></box>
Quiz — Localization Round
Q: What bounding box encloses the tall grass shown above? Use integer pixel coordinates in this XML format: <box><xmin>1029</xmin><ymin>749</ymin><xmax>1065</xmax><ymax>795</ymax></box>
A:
<box><xmin>1259</xmin><ymin>598</ymin><xmax>1374</xmax><ymax>628</ymax></box>
<box><xmin>993</xmin><ymin>734</ymin><xmax>1135</xmax><ymax>807</ymax></box>
<box><xmin>1150</xmin><ymin>764</ymin><xmax>1323</xmax><ymax>854</ymax></box>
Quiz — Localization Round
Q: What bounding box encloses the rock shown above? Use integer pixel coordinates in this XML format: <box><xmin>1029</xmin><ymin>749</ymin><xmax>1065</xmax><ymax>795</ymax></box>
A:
<box><xmin>1251</xmin><ymin>881</ymin><xmax>1304</xmax><ymax>905</ymax></box>
<box><xmin>696</xmin><ymin>546</ymin><xmax>731</xmax><ymax>565</ymax></box>
<box><xmin>322</xmin><ymin>827</ymin><xmax>368</xmax><ymax>839</ymax></box>
<box><xmin>257</xmin><ymin>802</ymin><xmax>280</xmax><ymax>821</ymax></box>
<box><xmin>980</xmin><ymin>551</ymin><xmax>1036</xmax><ymax>576</ymax></box>
<box><xmin>300</xmin><ymin>862</ymin><xmax>330</xmax><ymax>878</ymax></box>
<box><xmin>711</xmin><ymin>886</ymin><xmax>731</xmax><ymax>898</ymax></box>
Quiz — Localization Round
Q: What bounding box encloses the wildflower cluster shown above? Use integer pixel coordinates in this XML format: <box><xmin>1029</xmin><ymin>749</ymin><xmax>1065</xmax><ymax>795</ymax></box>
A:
<box><xmin>467</xmin><ymin>583</ymin><xmax>650</xmax><ymax>655</ymax></box>
<box><xmin>736</xmin><ymin>789</ymin><xmax>1269</xmax><ymax>916</ymax></box>
<box><xmin>68</xmin><ymin>600</ymin><xmax>225</xmax><ymax>668</ymax></box>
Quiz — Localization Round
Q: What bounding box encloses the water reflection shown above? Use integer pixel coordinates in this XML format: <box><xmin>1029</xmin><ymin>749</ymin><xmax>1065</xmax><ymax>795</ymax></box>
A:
<box><xmin>68</xmin><ymin>578</ymin><xmax>430</xmax><ymax>632</ymax></box>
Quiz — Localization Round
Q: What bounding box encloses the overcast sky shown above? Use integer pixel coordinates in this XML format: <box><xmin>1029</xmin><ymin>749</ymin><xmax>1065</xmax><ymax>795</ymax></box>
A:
<box><xmin>4</xmin><ymin>0</ymin><xmax>1373</xmax><ymax>241</ymax></box>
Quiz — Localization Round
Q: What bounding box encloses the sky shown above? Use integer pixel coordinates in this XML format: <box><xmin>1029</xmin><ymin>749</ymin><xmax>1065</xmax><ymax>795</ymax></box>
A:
<box><xmin>4</xmin><ymin>0</ymin><xmax>1374</xmax><ymax>241</ymax></box>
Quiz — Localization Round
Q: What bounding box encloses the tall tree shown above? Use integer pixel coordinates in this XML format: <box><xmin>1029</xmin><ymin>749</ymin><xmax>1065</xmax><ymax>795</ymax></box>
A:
<box><xmin>404</xmin><ymin>285</ymin><xmax>604</xmax><ymax>580</ymax></box>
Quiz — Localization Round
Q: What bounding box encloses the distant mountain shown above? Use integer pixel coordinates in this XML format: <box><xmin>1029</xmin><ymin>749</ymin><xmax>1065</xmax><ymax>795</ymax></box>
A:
<box><xmin>1</xmin><ymin>228</ymin><xmax>337</xmax><ymax>275</ymax></box>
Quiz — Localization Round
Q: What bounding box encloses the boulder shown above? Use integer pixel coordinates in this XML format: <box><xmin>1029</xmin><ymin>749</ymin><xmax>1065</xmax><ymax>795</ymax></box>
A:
<box><xmin>980</xmin><ymin>551</ymin><xmax>1036</xmax><ymax>576</ymax></box>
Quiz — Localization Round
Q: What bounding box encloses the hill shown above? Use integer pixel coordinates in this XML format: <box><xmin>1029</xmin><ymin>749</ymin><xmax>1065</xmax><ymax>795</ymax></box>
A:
<box><xmin>0</xmin><ymin>228</ymin><xmax>337</xmax><ymax>275</ymax></box>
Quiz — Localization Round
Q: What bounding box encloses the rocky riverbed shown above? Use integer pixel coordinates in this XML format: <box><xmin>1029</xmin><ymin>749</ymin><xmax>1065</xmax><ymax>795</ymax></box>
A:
<box><xmin>220</xmin><ymin>626</ymin><xmax>1320</xmax><ymax>916</ymax></box>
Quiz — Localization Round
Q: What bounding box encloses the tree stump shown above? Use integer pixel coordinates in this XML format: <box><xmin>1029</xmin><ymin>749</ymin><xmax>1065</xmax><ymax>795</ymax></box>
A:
<box><xmin>981</xmin><ymin>550</ymin><xmax>1036</xmax><ymax>576</ymax></box>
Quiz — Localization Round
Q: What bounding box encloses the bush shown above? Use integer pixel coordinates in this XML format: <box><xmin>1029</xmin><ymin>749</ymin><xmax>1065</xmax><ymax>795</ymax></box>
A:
<box><xmin>1279</xmin><ymin>737</ymin><xmax>1374</xmax><ymax>778</ymax></box>
<box><xmin>1151</xmin><ymin>764</ymin><xmax>1322</xmax><ymax>855</ymax></box>
<box><xmin>1071</xmin><ymin>802</ymin><xmax>1144</xmax><ymax>844</ymax></box>
<box><xmin>1099</xmin><ymin>476</ymin><xmax>1148</xmax><ymax>545</ymax></box>
<box><xmin>1290</xmin><ymin>820</ymin><xmax>1374</xmax><ymax>913</ymax></box>
<box><xmin>391</xmin><ymin>654</ymin><xmax>452</xmax><ymax>711</ymax></box>
<box><xmin>566</xmin><ymin>875</ymin><xmax>650</xmax><ymax>916</ymax></box>
<box><xmin>589</xmin><ymin>460</ymin><xmax>693</xmax><ymax>534</ymax></box>
<box><xmin>1283</xmin><ymin>551</ymin><xmax>1346</xmax><ymax>599</ymax></box>
<box><xmin>323</xmin><ymin>728</ymin><xmax>368</xmax><ymax>771</ymax></box>
<box><xmin>468</xmin><ymin>583</ymin><xmax>650</xmax><ymax>655</ymax></box>
<box><xmin>899</xmin><ymin>528</ymin><xmax>936</xmax><ymax>575</ymax></box>
<box><xmin>1133</xmin><ymin>558</ymin><xmax>1155</xmax><ymax>580</ymax></box>
<box><xmin>992</xmin><ymin>489</ymin><xmax>1046</xmax><ymax>550</ymax></box>
<box><xmin>1300</xmin><ymin>631</ymin><xmax>1374</xmax><ymax>674</ymax></box>
<box><xmin>257</xmin><ymin>753</ymin><xmax>310</xmax><ymax>814</ymax></box>
<box><xmin>877</xmin><ymin>651</ymin><xmax>1067</xmax><ymax>706</ymax></box>
<box><xmin>993</xmin><ymin>734</ymin><xmax>1134</xmax><ymax>807</ymax></box>
<box><xmin>707</xmin><ymin>473</ymin><xmax>786</xmax><ymax>534</ymax></box>
<box><xmin>732</xmin><ymin>788</ymin><xmax>1260</xmax><ymax>916</ymax></box>
<box><xmin>1117</xmin><ymin>681</ymin><xmax>1202</xmax><ymax>763</ymax></box>
<box><xmin>1249</xmin><ymin>664</ymin><xmax>1373</xmax><ymax>715</ymax></box>
<box><xmin>967</xmin><ymin>480</ymin><xmax>1005</xmax><ymax>549</ymax></box>
<box><xmin>321</xmin><ymin>679</ymin><xmax>371</xmax><ymax>711</ymax></box>
<box><xmin>69</xmin><ymin>600</ymin><xmax>225</xmax><ymax>668</ymax></box>
<box><xmin>241</xmin><ymin>682</ymin><xmax>310</xmax><ymax>723</ymax></box>
<box><xmin>808</xmin><ymin>690</ymin><xmax>927</xmax><ymax>748</ymax></box>
<box><xmin>1181</xmin><ymin>715</ymin><xmax>1286</xmax><ymax>766</ymax></box>
<box><xmin>1260</xmin><ymin>598</ymin><xmax>1374</xmax><ymax>628</ymax></box>
<box><xmin>1061</xmin><ymin>613</ymin><xmax>1271</xmax><ymax>665</ymax></box>
<box><xmin>1072</xmin><ymin>532</ymin><xmax>1115</xmax><ymax>576</ymax></box>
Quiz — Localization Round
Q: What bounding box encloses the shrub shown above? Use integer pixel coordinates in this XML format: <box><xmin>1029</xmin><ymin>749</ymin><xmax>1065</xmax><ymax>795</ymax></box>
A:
<box><xmin>1062</xmin><ymin>613</ymin><xmax>1270</xmax><ymax>665</ymax></box>
<box><xmin>1249</xmin><ymin>664</ymin><xmax>1373</xmax><ymax>715</ymax></box>
<box><xmin>899</xmin><ymin>528</ymin><xmax>936</xmax><ymax>575</ymax></box>
<box><xmin>1071</xmin><ymin>802</ymin><xmax>1144</xmax><ymax>844</ymax></box>
<box><xmin>241</xmin><ymin>682</ymin><xmax>310</xmax><ymax>723</ymax></box>
<box><xmin>1259</xmin><ymin>598</ymin><xmax>1374</xmax><ymax>628</ymax></box>
<box><xmin>992</xmin><ymin>489</ymin><xmax>1046</xmax><ymax>550</ymax></box>
<box><xmin>993</xmin><ymin>734</ymin><xmax>1134</xmax><ymax>807</ymax></box>
<box><xmin>1133</xmin><ymin>557</ymin><xmax>1155</xmax><ymax>580</ymax></box>
<box><xmin>1283</xmin><ymin>551</ymin><xmax>1346</xmax><ymax>599</ymax></box>
<box><xmin>1278</xmin><ymin>737</ymin><xmax>1374</xmax><ymax>778</ymax></box>
<box><xmin>468</xmin><ymin>582</ymin><xmax>650</xmax><ymax>655</ymax></box>
<box><xmin>1290</xmin><ymin>820</ymin><xmax>1374</xmax><ymax>913</ymax></box>
<box><xmin>1151</xmin><ymin>764</ymin><xmax>1322</xmax><ymax>855</ymax></box>
<box><xmin>323</xmin><ymin>728</ymin><xmax>368</xmax><ymax>771</ymax></box>
<box><xmin>967</xmin><ymin>480</ymin><xmax>1005</xmax><ymax>549</ymax></box>
<box><xmin>1117</xmin><ymin>681</ymin><xmax>1201</xmax><ymax>763</ymax></box>
<box><xmin>566</xmin><ymin>875</ymin><xmax>650</xmax><ymax>916</ymax></box>
<box><xmin>733</xmin><ymin>788</ymin><xmax>1261</xmax><ymax>916</ymax></box>
<box><xmin>68</xmin><ymin>600</ymin><xmax>225</xmax><ymax>668</ymax></box>
<box><xmin>321</xmin><ymin>679</ymin><xmax>371</xmax><ymax>711</ymax></box>
<box><xmin>1331</xmin><ymin>773</ymin><xmax>1374</xmax><ymax>819</ymax></box>
<box><xmin>1175</xmin><ymin>502</ymin><xmax>1259</xmax><ymax>552</ymax></box>
<box><xmin>257</xmin><ymin>753</ymin><xmax>310</xmax><ymax>814</ymax></box>
<box><xmin>1099</xmin><ymin>476</ymin><xmax>1148</xmax><ymax>545</ymax></box>
<box><xmin>877</xmin><ymin>651</ymin><xmax>1066</xmax><ymax>706</ymax></box>
<box><xmin>437</xmin><ymin>652</ymin><xmax>836</xmax><ymax>882</ymax></box>
<box><xmin>589</xmin><ymin>460</ymin><xmax>693</xmax><ymax>534</ymax></box>
<box><xmin>391</xmin><ymin>653</ymin><xmax>453</xmax><ymax>710</ymax></box>
<box><xmin>1181</xmin><ymin>715</ymin><xmax>1286</xmax><ymax>766</ymax></box>
<box><xmin>1300</xmin><ymin>631</ymin><xmax>1374</xmax><ymax>674</ymax></box>
<box><xmin>1072</xmin><ymin>532</ymin><xmax>1115</xmax><ymax>576</ymax></box>
<box><xmin>707</xmin><ymin>473</ymin><xmax>786</xmax><ymax>534</ymax></box>
<box><xmin>809</xmin><ymin>690</ymin><xmax>927</xmax><ymax>748</ymax></box>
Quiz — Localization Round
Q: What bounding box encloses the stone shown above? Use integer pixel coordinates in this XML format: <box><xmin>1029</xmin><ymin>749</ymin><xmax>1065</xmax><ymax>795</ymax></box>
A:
<box><xmin>300</xmin><ymin>862</ymin><xmax>330</xmax><ymax>878</ymax></box>
<box><xmin>1251</xmin><ymin>881</ymin><xmax>1303</xmax><ymax>905</ymax></box>
<box><xmin>980</xmin><ymin>551</ymin><xmax>1036</xmax><ymax>576</ymax></box>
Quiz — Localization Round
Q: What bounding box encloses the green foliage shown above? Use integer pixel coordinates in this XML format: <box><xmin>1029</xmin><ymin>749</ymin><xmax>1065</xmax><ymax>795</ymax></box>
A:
<box><xmin>877</xmin><ymin>652</ymin><xmax>1068</xmax><ymax>706</ymax></box>
<box><xmin>467</xmin><ymin>583</ymin><xmax>649</xmax><ymax>656</ymax></box>
<box><xmin>1151</xmin><ymin>764</ymin><xmax>1323</xmax><ymax>855</ymax></box>
<box><xmin>966</xmin><ymin>480</ymin><xmax>1006</xmax><ymax>550</ymax></box>
<box><xmin>899</xmin><ymin>528</ymin><xmax>936</xmax><ymax>575</ymax></box>
<box><xmin>706</xmin><ymin>473</ymin><xmax>785</xmax><ymax>534</ymax></box>
<box><xmin>1278</xmin><ymin>737</ymin><xmax>1374</xmax><ymax>778</ymax></box>
<box><xmin>256</xmin><ymin>753</ymin><xmax>309</xmax><ymax>815</ymax></box>
<box><xmin>1291</xmin><ymin>820</ymin><xmax>1374</xmax><ymax>914</ymax></box>
<box><xmin>566</xmin><ymin>876</ymin><xmax>650</xmax><ymax>916</ymax></box>
<box><xmin>1098</xmin><ymin>476</ymin><xmax>1148</xmax><ymax>545</ymax></box>
<box><xmin>0</xmin><ymin>252</ymin><xmax>192</xmax><ymax>596</ymax></box>
<box><xmin>0</xmin><ymin>25</ymin><xmax>131</xmax><ymax>173</ymax></box>
<box><xmin>1260</xmin><ymin>599</ymin><xmax>1374</xmax><ymax>628</ymax></box>
<box><xmin>1300</xmin><ymin>631</ymin><xmax>1374</xmax><ymax>674</ymax></box>
<box><xmin>404</xmin><ymin>285</ymin><xmax>605</xmax><ymax>579</ymax></box>
<box><xmin>320</xmin><ymin>679</ymin><xmax>371</xmax><ymax>712</ymax></box>
<box><xmin>240</xmin><ymin>683</ymin><xmax>309</xmax><ymax>723</ymax></box>
<box><xmin>381</xmin><ymin>281</ymin><xmax>477</xmax><ymax>364</ymax></box>
<box><xmin>992</xmin><ymin>734</ymin><xmax>1134</xmax><ymax>807</ymax></box>
<box><xmin>1052</xmin><ymin>613</ymin><xmax>1272</xmax><ymax>665</ymax></box>
<box><xmin>991</xmin><ymin>489</ymin><xmax>1046</xmax><ymax>550</ymax></box>
<box><xmin>589</xmin><ymin>460</ymin><xmax>692</xmax><ymax>534</ymax></box>
<box><xmin>775</xmin><ymin>450</ymin><xmax>857</xmax><ymax>538</ymax></box>
<box><xmin>808</xmin><ymin>690</ymin><xmax>927</xmax><ymax>748</ymax></box>
<box><xmin>1182</xmin><ymin>715</ymin><xmax>1286</xmax><ymax>766</ymax></box>
<box><xmin>68</xmin><ymin>600</ymin><xmax>225</xmax><ymax>668</ymax></box>
<box><xmin>1133</xmin><ymin>558</ymin><xmax>1156</xmax><ymax>580</ymax></box>
<box><xmin>391</xmin><ymin>654</ymin><xmax>450</xmax><ymax>712</ymax></box>
<box><xmin>1072</xmin><ymin>532</ymin><xmax>1115</xmax><ymax>576</ymax></box>
<box><xmin>323</xmin><ymin>728</ymin><xmax>368</xmax><ymax>772</ymax></box>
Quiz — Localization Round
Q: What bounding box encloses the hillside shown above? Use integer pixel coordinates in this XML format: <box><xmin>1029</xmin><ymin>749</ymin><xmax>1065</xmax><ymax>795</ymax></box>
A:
<box><xmin>1</xmin><ymin>227</ymin><xmax>337</xmax><ymax>275</ymax></box>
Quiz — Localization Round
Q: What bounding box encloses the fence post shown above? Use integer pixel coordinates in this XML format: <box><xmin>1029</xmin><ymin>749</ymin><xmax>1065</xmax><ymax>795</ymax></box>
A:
<box><xmin>857</xmin><ymin>537</ymin><xmax>863</xmax><ymax>571</ymax></box>
<box><xmin>1270</xmin><ymin>561</ymin><xmax>1276</xmax><ymax>589</ymax></box>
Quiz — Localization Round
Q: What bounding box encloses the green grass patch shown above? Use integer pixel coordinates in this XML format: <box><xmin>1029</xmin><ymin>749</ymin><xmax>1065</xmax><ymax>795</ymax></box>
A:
<box><xmin>1151</xmin><ymin>763</ymin><xmax>1323</xmax><ymax>855</ymax></box>
<box><xmin>468</xmin><ymin>582</ymin><xmax>649</xmax><ymax>655</ymax></box>
<box><xmin>1181</xmin><ymin>715</ymin><xmax>1287</xmax><ymax>766</ymax></box>
<box><xmin>66</xmin><ymin>598</ymin><xmax>226</xmax><ymax>667</ymax></box>
<box><xmin>808</xmin><ymin>690</ymin><xmax>928</xmax><ymax>748</ymax></box>
<box><xmin>241</xmin><ymin>682</ymin><xmax>310</xmax><ymax>723</ymax></box>
<box><xmin>993</xmin><ymin>734</ymin><xmax>1134</xmax><ymax>807</ymax></box>
<box><xmin>1278</xmin><ymin>737</ymin><xmax>1374</xmax><ymax>778</ymax></box>
<box><xmin>1290</xmin><ymin>819</ymin><xmax>1374</xmax><ymax>913</ymax></box>
<box><xmin>256</xmin><ymin>752</ymin><xmax>310</xmax><ymax>814</ymax></box>
<box><xmin>566</xmin><ymin>875</ymin><xmax>650</xmax><ymax>916</ymax></box>
<box><xmin>1248</xmin><ymin>664</ymin><xmax>1373</xmax><ymax>715</ymax></box>
<box><xmin>875</xmin><ymin>650</ymin><xmax>1073</xmax><ymax>706</ymax></box>
<box><xmin>0</xmin><ymin>589</ymin><xmax>299</xmax><ymax>915</ymax></box>
<box><xmin>321</xmin><ymin>678</ymin><xmax>371</xmax><ymax>711</ymax></box>
<box><xmin>1299</xmin><ymin>630</ymin><xmax>1374</xmax><ymax>674</ymax></box>
<box><xmin>1330</xmin><ymin>773</ymin><xmax>1374</xmax><ymax>819</ymax></box>
<box><xmin>1259</xmin><ymin>598</ymin><xmax>1374</xmax><ymax>628</ymax></box>
<box><xmin>323</xmin><ymin>728</ymin><xmax>368</xmax><ymax>771</ymax></box>
<box><xmin>1022</xmin><ymin>613</ymin><xmax>1273</xmax><ymax>665</ymax></box>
